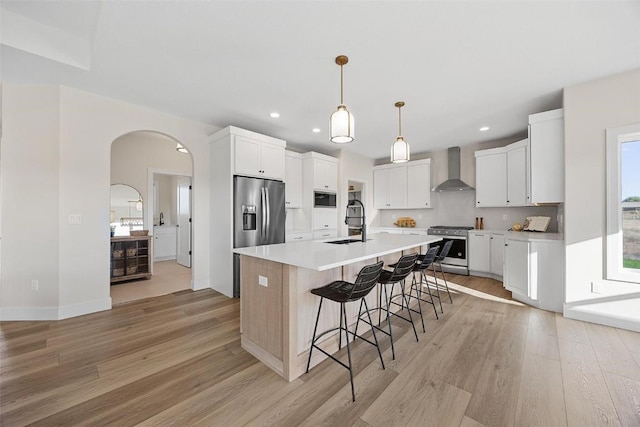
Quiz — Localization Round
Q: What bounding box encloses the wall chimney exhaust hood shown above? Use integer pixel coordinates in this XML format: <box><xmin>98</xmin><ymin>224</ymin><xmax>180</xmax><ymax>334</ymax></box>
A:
<box><xmin>431</xmin><ymin>146</ymin><xmax>475</xmax><ymax>192</ymax></box>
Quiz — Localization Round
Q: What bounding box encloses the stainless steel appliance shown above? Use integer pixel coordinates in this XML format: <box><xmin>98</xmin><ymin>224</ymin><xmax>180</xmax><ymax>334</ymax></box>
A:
<box><xmin>233</xmin><ymin>176</ymin><xmax>286</xmax><ymax>297</ymax></box>
<box><xmin>427</xmin><ymin>225</ymin><xmax>474</xmax><ymax>275</ymax></box>
<box><xmin>314</xmin><ymin>191</ymin><xmax>337</xmax><ymax>208</ymax></box>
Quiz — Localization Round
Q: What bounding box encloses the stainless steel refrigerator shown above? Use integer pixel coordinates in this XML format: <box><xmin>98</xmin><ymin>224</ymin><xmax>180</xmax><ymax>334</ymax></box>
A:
<box><xmin>233</xmin><ymin>176</ymin><xmax>286</xmax><ymax>297</ymax></box>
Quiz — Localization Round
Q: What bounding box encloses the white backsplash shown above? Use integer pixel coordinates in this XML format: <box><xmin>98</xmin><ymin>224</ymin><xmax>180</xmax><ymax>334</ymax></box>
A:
<box><xmin>372</xmin><ymin>191</ymin><xmax>560</xmax><ymax>232</ymax></box>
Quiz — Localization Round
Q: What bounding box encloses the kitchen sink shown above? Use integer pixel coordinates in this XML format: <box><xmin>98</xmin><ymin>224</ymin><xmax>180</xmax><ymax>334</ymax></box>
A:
<box><xmin>325</xmin><ymin>238</ymin><xmax>369</xmax><ymax>245</ymax></box>
<box><xmin>325</xmin><ymin>239</ymin><xmax>361</xmax><ymax>245</ymax></box>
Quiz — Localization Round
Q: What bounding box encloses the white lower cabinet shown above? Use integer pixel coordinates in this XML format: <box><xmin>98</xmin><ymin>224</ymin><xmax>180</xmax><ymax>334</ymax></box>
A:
<box><xmin>312</xmin><ymin>229</ymin><xmax>338</xmax><ymax>240</ymax></box>
<box><xmin>286</xmin><ymin>231</ymin><xmax>313</xmax><ymax>243</ymax></box>
<box><xmin>153</xmin><ymin>226</ymin><xmax>177</xmax><ymax>261</ymax></box>
<box><xmin>504</xmin><ymin>238</ymin><xmax>564</xmax><ymax>312</ymax></box>
<box><xmin>468</xmin><ymin>231</ymin><xmax>504</xmax><ymax>279</ymax></box>
<box><xmin>312</xmin><ymin>208</ymin><xmax>337</xmax><ymax>230</ymax></box>
<box><xmin>504</xmin><ymin>239</ymin><xmax>529</xmax><ymax>296</ymax></box>
<box><xmin>490</xmin><ymin>234</ymin><xmax>505</xmax><ymax>277</ymax></box>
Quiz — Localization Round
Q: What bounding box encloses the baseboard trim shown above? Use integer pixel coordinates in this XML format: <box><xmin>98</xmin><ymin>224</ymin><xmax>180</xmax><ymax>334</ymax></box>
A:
<box><xmin>0</xmin><ymin>297</ymin><xmax>112</xmax><ymax>321</ymax></box>
<box><xmin>191</xmin><ymin>279</ymin><xmax>210</xmax><ymax>291</ymax></box>
<box><xmin>58</xmin><ymin>297</ymin><xmax>112</xmax><ymax>320</ymax></box>
<box><xmin>0</xmin><ymin>306</ymin><xmax>59</xmax><ymax>321</ymax></box>
<box><xmin>563</xmin><ymin>304</ymin><xmax>640</xmax><ymax>333</ymax></box>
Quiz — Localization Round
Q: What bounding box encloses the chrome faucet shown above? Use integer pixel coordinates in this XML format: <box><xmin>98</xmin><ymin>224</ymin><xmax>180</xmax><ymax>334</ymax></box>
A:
<box><xmin>345</xmin><ymin>199</ymin><xmax>366</xmax><ymax>242</ymax></box>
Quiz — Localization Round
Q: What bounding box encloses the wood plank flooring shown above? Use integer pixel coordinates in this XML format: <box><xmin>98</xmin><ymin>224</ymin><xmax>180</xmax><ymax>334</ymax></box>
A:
<box><xmin>2</xmin><ymin>275</ymin><xmax>640</xmax><ymax>426</ymax></box>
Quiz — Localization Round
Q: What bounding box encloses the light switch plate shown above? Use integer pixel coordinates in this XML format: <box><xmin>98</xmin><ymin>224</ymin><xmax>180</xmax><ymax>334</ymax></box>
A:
<box><xmin>258</xmin><ymin>275</ymin><xmax>268</xmax><ymax>287</ymax></box>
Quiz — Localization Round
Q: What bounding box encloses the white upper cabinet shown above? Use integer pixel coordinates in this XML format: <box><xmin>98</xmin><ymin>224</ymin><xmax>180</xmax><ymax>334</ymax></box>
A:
<box><xmin>475</xmin><ymin>138</ymin><xmax>528</xmax><ymax>207</ymax></box>
<box><xmin>374</xmin><ymin>159</ymin><xmax>431</xmax><ymax>209</ymax></box>
<box><xmin>407</xmin><ymin>159</ymin><xmax>432</xmax><ymax>209</ymax></box>
<box><xmin>285</xmin><ymin>151</ymin><xmax>303</xmax><ymax>208</ymax></box>
<box><xmin>234</xmin><ymin>135</ymin><xmax>285</xmax><ymax>181</ymax></box>
<box><xmin>302</xmin><ymin>152</ymin><xmax>339</xmax><ymax>193</ymax></box>
<box><xmin>313</xmin><ymin>158</ymin><xmax>338</xmax><ymax>192</ymax></box>
<box><xmin>374</xmin><ymin>164</ymin><xmax>408</xmax><ymax>209</ymax></box>
<box><xmin>506</xmin><ymin>140</ymin><xmax>528</xmax><ymax>206</ymax></box>
<box><xmin>529</xmin><ymin>108</ymin><xmax>564</xmax><ymax>204</ymax></box>
<box><xmin>475</xmin><ymin>148</ymin><xmax>507</xmax><ymax>207</ymax></box>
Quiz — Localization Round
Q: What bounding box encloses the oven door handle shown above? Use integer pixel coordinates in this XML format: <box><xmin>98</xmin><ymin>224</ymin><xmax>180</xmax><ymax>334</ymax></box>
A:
<box><xmin>440</xmin><ymin>235</ymin><xmax>467</xmax><ymax>240</ymax></box>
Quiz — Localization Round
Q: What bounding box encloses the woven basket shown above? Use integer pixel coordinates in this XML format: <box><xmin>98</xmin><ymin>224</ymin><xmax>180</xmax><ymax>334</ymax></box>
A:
<box><xmin>130</xmin><ymin>230</ymin><xmax>149</xmax><ymax>236</ymax></box>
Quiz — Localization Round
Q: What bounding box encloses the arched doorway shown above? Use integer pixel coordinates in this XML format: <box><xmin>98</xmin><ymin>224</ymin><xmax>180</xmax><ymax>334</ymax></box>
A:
<box><xmin>110</xmin><ymin>131</ymin><xmax>194</xmax><ymax>304</ymax></box>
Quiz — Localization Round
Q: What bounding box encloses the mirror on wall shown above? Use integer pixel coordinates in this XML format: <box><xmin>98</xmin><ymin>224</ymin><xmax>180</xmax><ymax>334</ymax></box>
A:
<box><xmin>110</xmin><ymin>184</ymin><xmax>144</xmax><ymax>236</ymax></box>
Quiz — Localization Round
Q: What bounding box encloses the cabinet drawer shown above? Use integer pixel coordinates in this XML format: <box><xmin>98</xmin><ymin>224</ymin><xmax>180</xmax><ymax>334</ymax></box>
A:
<box><xmin>313</xmin><ymin>230</ymin><xmax>338</xmax><ymax>240</ymax></box>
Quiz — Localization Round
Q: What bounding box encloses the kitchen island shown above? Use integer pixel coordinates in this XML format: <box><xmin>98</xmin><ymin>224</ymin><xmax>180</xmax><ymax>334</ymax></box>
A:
<box><xmin>233</xmin><ymin>233</ymin><xmax>442</xmax><ymax>381</ymax></box>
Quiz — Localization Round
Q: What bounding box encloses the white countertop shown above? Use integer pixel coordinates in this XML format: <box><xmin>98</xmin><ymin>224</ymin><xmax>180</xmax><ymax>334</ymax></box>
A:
<box><xmin>469</xmin><ymin>229</ymin><xmax>563</xmax><ymax>242</ymax></box>
<box><xmin>234</xmin><ymin>233</ymin><xmax>442</xmax><ymax>271</ymax></box>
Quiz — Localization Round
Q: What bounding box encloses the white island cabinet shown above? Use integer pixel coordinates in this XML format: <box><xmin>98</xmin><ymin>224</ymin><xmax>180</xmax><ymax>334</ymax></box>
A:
<box><xmin>233</xmin><ymin>233</ymin><xmax>441</xmax><ymax>381</ymax></box>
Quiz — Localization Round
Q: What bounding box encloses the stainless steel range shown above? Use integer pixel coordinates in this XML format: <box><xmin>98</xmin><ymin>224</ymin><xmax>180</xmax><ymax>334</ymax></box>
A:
<box><xmin>427</xmin><ymin>225</ymin><xmax>474</xmax><ymax>275</ymax></box>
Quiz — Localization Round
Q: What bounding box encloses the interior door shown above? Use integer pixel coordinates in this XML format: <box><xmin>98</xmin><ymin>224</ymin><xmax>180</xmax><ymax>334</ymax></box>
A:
<box><xmin>177</xmin><ymin>177</ymin><xmax>192</xmax><ymax>267</ymax></box>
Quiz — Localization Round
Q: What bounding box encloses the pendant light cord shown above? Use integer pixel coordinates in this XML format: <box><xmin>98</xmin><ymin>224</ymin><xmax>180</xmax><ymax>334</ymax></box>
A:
<box><xmin>398</xmin><ymin>105</ymin><xmax>402</xmax><ymax>136</ymax></box>
<box><xmin>340</xmin><ymin>63</ymin><xmax>344</xmax><ymax>105</ymax></box>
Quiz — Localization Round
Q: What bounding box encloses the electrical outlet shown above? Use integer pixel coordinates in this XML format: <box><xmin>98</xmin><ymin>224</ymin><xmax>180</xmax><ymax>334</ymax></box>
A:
<box><xmin>392</xmin><ymin>214</ymin><xmax>396</xmax><ymax>220</ymax></box>
<box><xmin>31</xmin><ymin>280</ymin><xmax>39</xmax><ymax>291</ymax></box>
<box><xmin>68</xmin><ymin>214</ymin><xmax>82</xmax><ymax>224</ymax></box>
<box><xmin>258</xmin><ymin>275</ymin><xmax>268</xmax><ymax>287</ymax></box>
<box><xmin>418</xmin><ymin>214</ymin><xmax>423</xmax><ymax>220</ymax></box>
<box><xmin>502</xmin><ymin>214</ymin><xmax>508</xmax><ymax>220</ymax></box>
<box><xmin>591</xmin><ymin>281</ymin><xmax>601</xmax><ymax>294</ymax></box>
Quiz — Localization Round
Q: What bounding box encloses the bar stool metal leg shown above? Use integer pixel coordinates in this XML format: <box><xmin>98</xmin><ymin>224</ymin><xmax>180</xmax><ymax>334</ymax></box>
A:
<box><xmin>306</xmin><ymin>297</ymin><xmax>324</xmax><ymax>373</ymax></box>
<box><xmin>342</xmin><ymin>303</ymin><xmax>356</xmax><ymax>402</ymax></box>
<box><xmin>383</xmin><ymin>283</ymin><xmax>395</xmax><ymax>360</ymax></box>
<box><xmin>431</xmin><ymin>263</ymin><xmax>444</xmax><ymax>313</ymax></box>
<box><xmin>420</xmin><ymin>270</ymin><xmax>439</xmax><ymax>319</ymax></box>
<box><xmin>398</xmin><ymin>280</ymin><xmax>419</xmax><ymax>341</ymax></box>
<box><xmin>411</xmin><ymin>273</ymin><xmax>426</xmax><ymax>332</ymax></box>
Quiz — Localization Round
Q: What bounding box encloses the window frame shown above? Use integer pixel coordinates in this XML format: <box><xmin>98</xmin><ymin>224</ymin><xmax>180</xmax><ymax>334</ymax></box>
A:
<box><xmin>606</xmin><ymin>123</ymin><xmax>640</xmax><ymax>283</ymax></box>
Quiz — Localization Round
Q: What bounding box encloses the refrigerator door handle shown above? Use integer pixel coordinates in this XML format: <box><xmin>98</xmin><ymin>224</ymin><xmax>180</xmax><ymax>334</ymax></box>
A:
<box><xmin>265</xmin><ymin>187</ymin><xmax>270</xmax><ymax>234</ymax></box>
<box><xmin>261</xmin><ymin>187</ymin><xmax>267</xmax><ymax>244</ymax></box>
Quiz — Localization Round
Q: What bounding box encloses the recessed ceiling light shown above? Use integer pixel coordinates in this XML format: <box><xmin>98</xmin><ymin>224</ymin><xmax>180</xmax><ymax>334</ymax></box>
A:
<box><xmin>312</xmin><ymin>128</ymin><xmax>321</xmax><ymax>133</ymax></box>
<box><xmin>479</xmin><ymin>126</ymin><xmax>490</xmax><ymax>132</ymax></box>
<box><xmin>270</xmin><ymin>112</ymin><xmax>280</xmax><ymax>118</ymax></box>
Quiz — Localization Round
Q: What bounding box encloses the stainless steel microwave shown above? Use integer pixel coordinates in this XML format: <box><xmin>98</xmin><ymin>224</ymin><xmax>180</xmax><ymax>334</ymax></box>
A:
<box><xmin>314</xmin><ymin>191</ymin><xmax>337</xmax><ymax>208</ymax></box>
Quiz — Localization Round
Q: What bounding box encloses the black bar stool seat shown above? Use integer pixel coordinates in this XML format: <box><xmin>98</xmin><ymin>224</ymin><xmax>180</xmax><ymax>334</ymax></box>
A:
<box><xmin>306</xmin><ymin>261</ymin><xmax>385</xmax><ymax>402</ymax></box>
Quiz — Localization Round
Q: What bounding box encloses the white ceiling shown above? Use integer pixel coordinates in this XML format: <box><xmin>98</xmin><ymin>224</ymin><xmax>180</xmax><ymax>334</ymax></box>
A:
<box><xmin>2</xmin><ymin>1</ymin><xmax>639</xmax><ymax>160</ymax></box>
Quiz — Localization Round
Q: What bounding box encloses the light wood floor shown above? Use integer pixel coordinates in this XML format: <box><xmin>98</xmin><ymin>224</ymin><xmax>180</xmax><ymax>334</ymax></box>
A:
<box><xmin>2</xmin><ymin>274</ymin><xmax>640</xmax><ymax>426</ymax></box>
<box><xmin>110</xmin><ymin>260</ymin><xmax>192</xmax><ymax>305</ymax></box>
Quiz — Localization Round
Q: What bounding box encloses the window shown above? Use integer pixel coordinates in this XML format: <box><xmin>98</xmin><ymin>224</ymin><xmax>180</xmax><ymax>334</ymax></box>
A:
<box><xmin>606</xmin><ymin>124</ymin><xmax>640</xmax><ymax>283</ymax></box>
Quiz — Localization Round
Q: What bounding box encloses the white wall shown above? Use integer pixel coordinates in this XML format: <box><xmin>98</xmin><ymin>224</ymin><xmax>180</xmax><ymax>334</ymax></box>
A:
<box><xmin>0</xmin><ymin>84</ymin><xmax>217</xmax><ymax>320</ymax></box>
<box><xmin>564</xmin><ymin>68</ymin><xmax>640</xmax><ymax>331</ymax></box>
<box><xmin>1</xmin><ymin>85</ymin><xmax>61</xmax><ymax>318</ymax></box>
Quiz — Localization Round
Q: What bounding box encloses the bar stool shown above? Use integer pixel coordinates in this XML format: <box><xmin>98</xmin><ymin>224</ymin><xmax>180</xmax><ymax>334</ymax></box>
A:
<box><xmin>432</xmin><ymin>240</ymin><xmax>454</xmax><ymax>304</ymax></box>
<box><xmin>407</xmin><ymin>246</ymin><xmax>441</xmax><ymax>332</ymax></box>
<box><xmin>305</xmin><ymin>261</ymin><xmax>385</xmax><ymax>402</ymax></box>
<box><xmin>356</xmin><ymin>253</ymin><xmax>419</xmax><ymax>361</ymax></box>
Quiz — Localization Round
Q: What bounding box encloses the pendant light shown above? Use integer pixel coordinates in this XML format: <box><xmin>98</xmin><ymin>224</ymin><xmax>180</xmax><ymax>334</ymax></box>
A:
<box><xmin>330</xmin><ymin>55</ymin><xmax>354</xmax><ymax>143</ymax></box>
<box><xmin>176</xmin><ymin>142</ymin><xmax>188</xmax><ymax>153</ymax></box>
<box><xmin>391</xmin><ymin>101</ymin><xmax>410</xmax><ymax>163</ymax></box>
